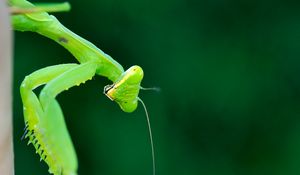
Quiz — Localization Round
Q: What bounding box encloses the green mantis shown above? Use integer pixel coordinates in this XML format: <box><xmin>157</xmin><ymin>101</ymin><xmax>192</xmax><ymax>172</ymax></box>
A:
<box><xmin>9</xmin><ymin>0</ymin><xmax>155</xmax><ymax>174</ymax></box>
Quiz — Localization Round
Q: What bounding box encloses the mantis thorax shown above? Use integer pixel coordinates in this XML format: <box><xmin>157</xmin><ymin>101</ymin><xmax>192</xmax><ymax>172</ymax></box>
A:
<box><xmin>104</xmin><ymin>65</ymin><xmax>143</xmax><ymax>113</ymax></box>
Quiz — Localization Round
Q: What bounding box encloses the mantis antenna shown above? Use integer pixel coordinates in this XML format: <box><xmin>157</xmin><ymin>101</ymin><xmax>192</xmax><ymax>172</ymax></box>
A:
<box><xmin>140</xmin><ymin>86</ymin><xmax>161</xmax><ymax>92</ymax></box>
<box><xmin>137</xmin><ymin>97</ymin><xmax>156</xmax><ymax>175</ymax></box>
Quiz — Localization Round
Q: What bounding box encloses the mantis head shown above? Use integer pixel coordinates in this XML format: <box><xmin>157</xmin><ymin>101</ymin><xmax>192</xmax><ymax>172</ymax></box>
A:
<box><xmin>104</xmin><ymin>65</ymin><xmax>157</xmax><ymax>175</ymax></box>
<box><xmin>104</xmin><ymin>65</ymin><xmax>143</xmax><ymax>113</ymax></box>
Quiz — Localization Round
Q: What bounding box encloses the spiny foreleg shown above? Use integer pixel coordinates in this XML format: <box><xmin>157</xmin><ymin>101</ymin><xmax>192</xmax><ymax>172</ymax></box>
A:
<box><xmin>20</xmin><ymin>63</ymin><xmax>78</xmax><ymax>175</ymax></box>
<box><xmin>37</xmin><ymin>61</ymin><xmax>98</xmax><ymax>175</ymax></box>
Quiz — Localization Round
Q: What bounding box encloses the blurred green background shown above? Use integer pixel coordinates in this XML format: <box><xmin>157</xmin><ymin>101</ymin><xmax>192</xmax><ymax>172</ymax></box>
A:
<box><xmin>13</xmin><ymin>0</ymin><xmax>300</xmax><ymax>175</ymax></box>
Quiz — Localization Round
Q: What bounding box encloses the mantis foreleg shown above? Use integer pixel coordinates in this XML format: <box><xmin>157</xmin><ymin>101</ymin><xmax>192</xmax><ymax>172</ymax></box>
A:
<box><xmin>39</xmin><ymin>61</ymin><xmax>98</xmax><ymax>110</ymax></box>
<box><xmin>20</xmin><ymin>63</ymin><xmax>79</xmax><ymax>175</ymax></box>
<box><xmin>21</xmin><ymin>64</ymin><xmax>77</xmax><ymax>122</ymax></box>
<box><xmin>37</xmin><ymin>62</ymin><xmax>98</xmax><ymax>175</ymax></box>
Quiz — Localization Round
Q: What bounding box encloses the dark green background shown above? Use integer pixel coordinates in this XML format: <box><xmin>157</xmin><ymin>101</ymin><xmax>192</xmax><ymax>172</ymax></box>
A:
<box><xmin>13</xmin><ymin>0</ymin><xmax>300</xmax><ymax>175</ymax></box>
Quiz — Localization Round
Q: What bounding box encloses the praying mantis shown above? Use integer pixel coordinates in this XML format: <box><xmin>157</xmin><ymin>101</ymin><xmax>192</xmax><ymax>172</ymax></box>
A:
<box><xmin>9</xmin><ymin>0</ymin><xmax>156</xmax><ymax>174</ymax></box>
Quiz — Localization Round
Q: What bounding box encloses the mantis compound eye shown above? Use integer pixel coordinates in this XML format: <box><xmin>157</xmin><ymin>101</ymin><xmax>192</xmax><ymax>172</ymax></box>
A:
<box><xmin>104</xmin><ymin>65</ymin><xmax>144</xmax><ymax>113</ymax></box>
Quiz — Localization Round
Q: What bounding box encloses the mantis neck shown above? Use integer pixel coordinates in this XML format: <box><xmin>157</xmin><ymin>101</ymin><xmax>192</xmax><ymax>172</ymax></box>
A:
<box><xmin>11</xmin><ymin>0</ymin><xmax>124</xmax><ymax>82</ymax></box>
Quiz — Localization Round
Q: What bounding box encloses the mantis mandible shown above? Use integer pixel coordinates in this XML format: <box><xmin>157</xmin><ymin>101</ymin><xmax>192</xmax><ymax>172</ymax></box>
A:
<box><xmin>9</xmin><ymin>0</ymin><xmax>156</xmax><ymax>174</ymax></box>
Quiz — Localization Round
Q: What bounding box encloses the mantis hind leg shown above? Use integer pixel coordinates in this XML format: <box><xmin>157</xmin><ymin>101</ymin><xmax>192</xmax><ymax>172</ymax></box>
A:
<box><xmin>20</xmin><ymin>63</ymin><xmax>78</xmax><ymax>175</ymax></box>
